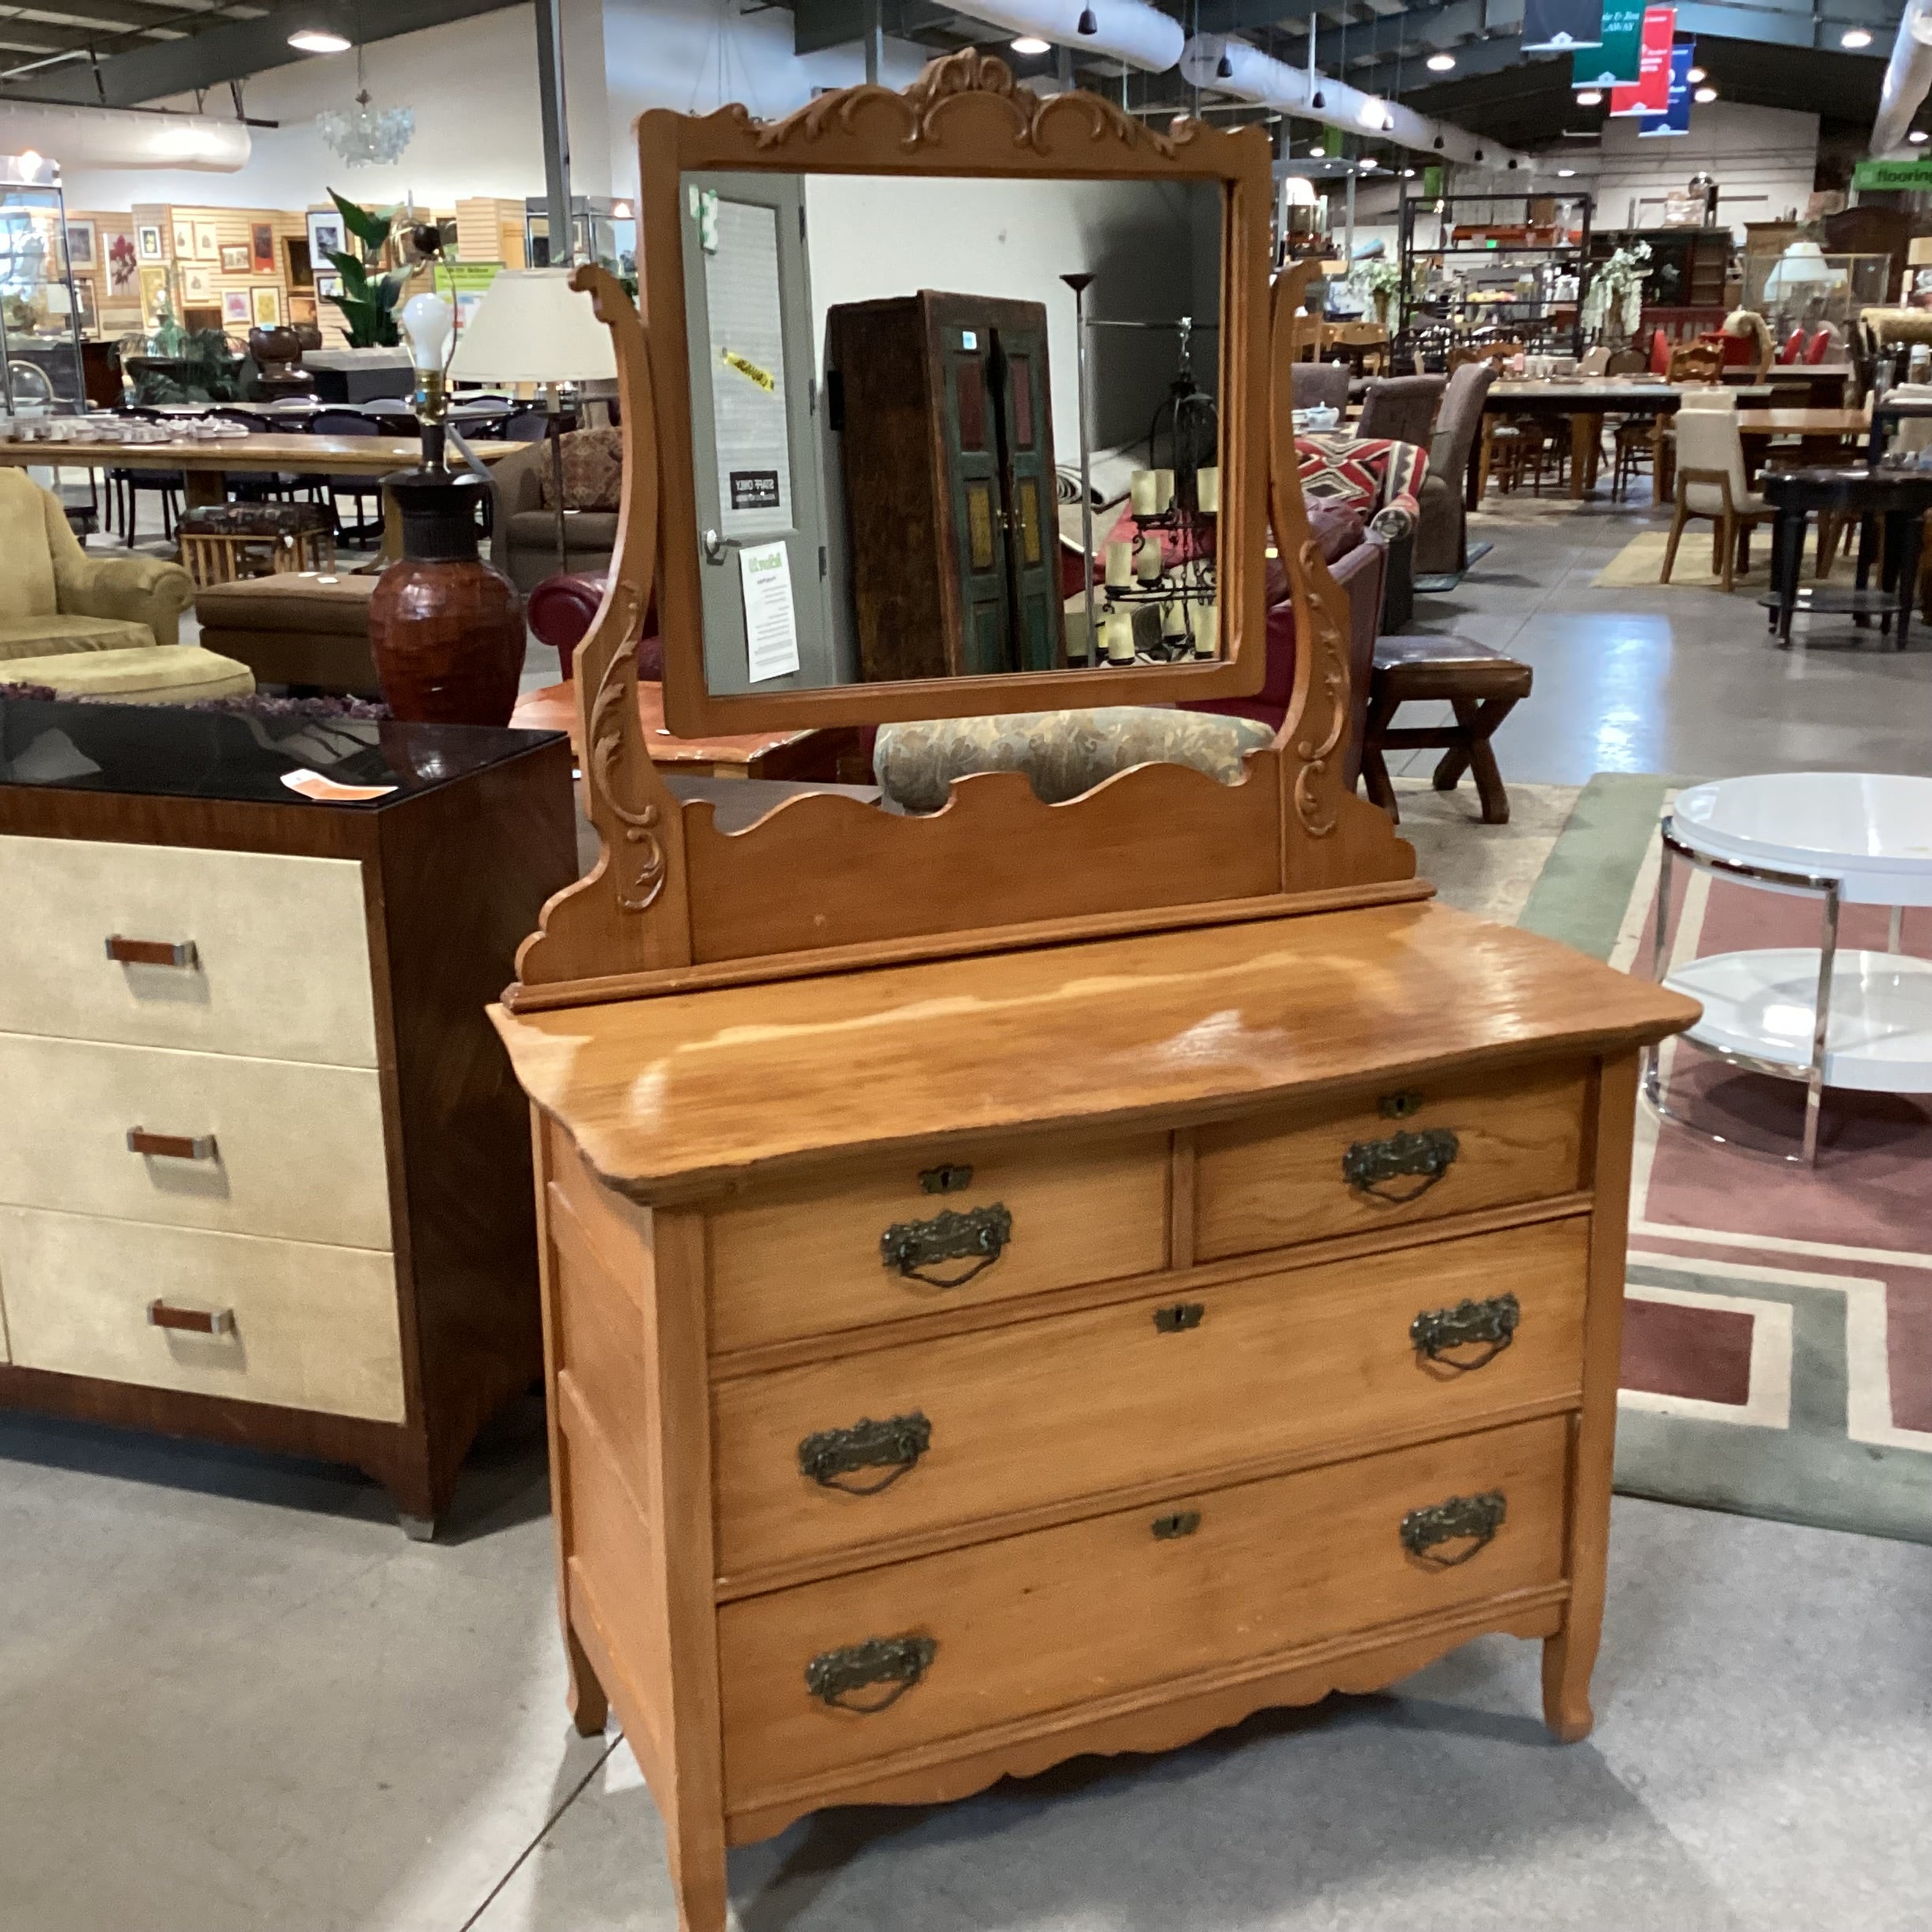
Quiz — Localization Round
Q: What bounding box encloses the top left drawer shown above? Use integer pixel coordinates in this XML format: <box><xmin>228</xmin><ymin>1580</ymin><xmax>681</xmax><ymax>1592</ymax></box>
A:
<box><xmin>0</xmin><ymin>836</ymin><xmax>378</xmax><ymax>1067</ymax></box>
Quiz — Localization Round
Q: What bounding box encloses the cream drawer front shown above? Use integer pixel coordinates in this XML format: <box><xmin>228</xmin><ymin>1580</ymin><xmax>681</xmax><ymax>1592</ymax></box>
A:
<box><xmin>0</xmin><ymin>1208</ymin><xmax>406</xmax><ymax>1422</ymax></box>
<box><xmin>0</xmin><ymin>835</ymin><xmax>377</xmax><ymax>1066</ymax></box>
<box><xmin>0</xmin><ymin>1034</ymin><xmax>391</xmax><ymax>1251</ymax></box>
<box><xmin>709</xmin><ymin>1135</ymin><xmax>1170</xmax><ymax>1356</ymax></box>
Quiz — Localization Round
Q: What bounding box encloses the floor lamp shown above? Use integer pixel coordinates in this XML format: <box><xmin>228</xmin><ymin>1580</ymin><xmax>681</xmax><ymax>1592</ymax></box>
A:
<box><xmin>446</xmin><ymin>269</ymin><xmax>619</xmax><ymax>576</ymax></box>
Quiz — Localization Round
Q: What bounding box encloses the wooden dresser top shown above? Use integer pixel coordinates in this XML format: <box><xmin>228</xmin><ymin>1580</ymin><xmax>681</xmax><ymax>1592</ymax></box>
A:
<box><xmin>491</xmin><ymin>902</ymin><xmax>1697</xmax><ymax>1200</ymax></box>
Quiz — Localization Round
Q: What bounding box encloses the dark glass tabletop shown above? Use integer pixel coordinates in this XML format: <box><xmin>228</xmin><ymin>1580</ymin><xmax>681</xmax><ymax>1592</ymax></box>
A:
<box><xmin>0</xmin><ymin>696</ymin><xmax>564</xmax><ymax>807</ymax></box>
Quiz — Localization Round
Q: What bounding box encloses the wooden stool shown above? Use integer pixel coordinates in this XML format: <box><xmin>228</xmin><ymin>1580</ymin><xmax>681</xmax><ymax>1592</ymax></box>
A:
<box><xmin>1360</xmin><ymin>633</ymin><xmax>1533</xmax><ymax>826</ymax></box>
<box><xmin>177</xmin><ymin>502</ymin><xmax>335</xmax><ymax>588</ymax></box>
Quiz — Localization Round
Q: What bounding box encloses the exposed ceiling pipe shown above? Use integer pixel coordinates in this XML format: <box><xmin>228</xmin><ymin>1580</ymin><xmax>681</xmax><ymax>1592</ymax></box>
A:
<box><xmin>1871</xmin><ymin>0</ymin><xmax>1932</xmax><ymax>155</ymax></box>
<box><xmin>0</xmin><ymin>102</ymin><xmax>250</xmax><ymax>171</ymax></box>
<box><xmin>947</xmin><ymin>0</ymin><xmax>1185</xmax><ymax>74</ymax></box>
<box><xmin>1180</xmin><ymin>34</ymin><xmax>1537</xmax><ymax>173</ymax></box>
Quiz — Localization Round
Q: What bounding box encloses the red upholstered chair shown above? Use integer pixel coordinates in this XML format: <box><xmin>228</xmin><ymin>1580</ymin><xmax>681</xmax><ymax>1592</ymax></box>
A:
<box><xmin>1649</xmin><ymin>328</ymin><xmax>1672</xmax><ymax>376</ymax></box>
<box><xmin>1807</xmin><ymin>328</ymin><xmax>1836</xmax><ymax>365</ymax></box>
<box><xmin>526</xmin><ymin>571</ymin><xmax>661</xmax><ymax>681</ymax></box>
<box><xmin>1781</xmin><ymin>327</ymin><xmax>1810</xmax><ymax>365</ymax></box>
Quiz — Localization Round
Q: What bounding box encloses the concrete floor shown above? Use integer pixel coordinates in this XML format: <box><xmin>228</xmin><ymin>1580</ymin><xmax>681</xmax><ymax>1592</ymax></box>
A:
<box><xmin>6</xmin><ymin>491</ymin><xmax>1932</xmax><ymax>1930</ymax></box>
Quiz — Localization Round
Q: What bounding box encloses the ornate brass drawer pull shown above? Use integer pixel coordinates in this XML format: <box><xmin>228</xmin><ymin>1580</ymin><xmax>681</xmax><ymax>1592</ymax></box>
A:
<box><xmin>1153</xmin><ymin>1301</ymin><xmax>1204</xmax><ymax>1334</ymax></box>
<box><xmin>879</xmin><ymin>1203</ymin><xmax>1012</xmax><ymax>1289</ymax></box>
<box><xmin>806</xmin><ymin>1634</ymin><xmax>937</xmax><ymax>1713</ymax></box>
<box><xmin>797</xmin><ymin>1411</ymin><xmax>932</xmax><ymax>1495</ymax></box>
<box><xmin>1410</xmin><ymin>1292</ymin><xmax>1520</xmax><ymax>1371</ymax></box>
<box><xmin>1342</xmin><ymin>1126</ymin><xmax>1460</xmax><ymax>1204</ymax></box>
<box><xmin>1400</xmin><ymin>1490</ymin><xmax>1506</xmax><ymax>1567</ymax></box>
<box><xmin>1151</xmin><ymin>1510</ymin><xmax>1201</xmax><ymax>1540</ymax></box>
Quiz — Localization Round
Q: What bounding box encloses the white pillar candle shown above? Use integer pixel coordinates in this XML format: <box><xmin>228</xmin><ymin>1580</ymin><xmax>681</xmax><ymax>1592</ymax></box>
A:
<box><xmin>1196</xmin><ymin>466</ymin><xmax>1220</xmax><ymax>515</ymax></box>
<box><xmin>1129</xmin><ymin>468</ymin><xmax>1159</xmax><ymax>515</ymax></box>
<box><xmin>1155</xmin><ymin>467</ymin><xmax>1176</xmax><ymax>511</ymax></box>
<box><xmin>1104</xmin><ymin>610</ymin><xmax>1137</xmax><ymax>664</ymax></box>
<box><xmin>1064</xmin><ymin>603</ymin><xmax>1091</xmax><ymax>662</ymax></box>
<box><xmin>1105</xmin><ymin>539</ymin><xmax>1133</xmax><ymax>588</ymax></box>
<box><xmin>1161</xmin><ymin>599</ymin><xmax>1188</xmax><ymax>640</ymax></box>
<box><xmin>1192</xmin><ymin>601</ymin><xmax>1218</xmax><ymax>658</ymax></box>
<box><xmin>1135</xmin><ymin>535</ymin><xmax>1163</xmax><ymax>583</ymax></box>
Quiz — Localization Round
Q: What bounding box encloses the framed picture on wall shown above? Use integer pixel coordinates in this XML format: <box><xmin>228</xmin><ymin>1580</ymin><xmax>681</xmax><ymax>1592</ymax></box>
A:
<box><xmin>137</xmin><ymin>223</ymin><xmax>164</xmax><ymax>263</ymax></box>
<box><xmin>250</xmin><ymin>285</ymin><xmax>281</xmax><ymax>327</ymax></box>
<box><xmin>62</xmin><ymin>220</ymin><xmax>95</xmax><ymax>271</ymax></box>
<box><xmin>289</xmin><ymin>293</ymin><xmax>317</xmax><ymax>328</ymax></box>
<box><xmin>251</xmin><ymin>221</ymin><xmax>275</xmax><ymax>273</ymax></box>
<box><xmin>171</xmin><ymin>219</ymin><xmax>194</xmax><ymax>260</ymax></box>
<box><xmin>284</xmin><ymin>235</ymin><xmax>313</xmax><ymax>290</ymax></box>
<box><xmin>219</xmin><ymin>242</ymin><xmax>249</xmax><ymax>271</ymax></box>
<box><xmin>306</xmin><ymin>212</ymin><xmax>343</xmax><ymax>268</ymax></box>
<box><xmin>138</xmin><ymin>264</ymin><xmax>171</xmax><ymax>320</ymax></box>
<box><xmin>192</xmin><ymin>219</ymin><xmax>219</xmax><ymax>260</ymax></box>
<box><xmin>71</xmin><ymin>277</ymin><xmax>96</xmax><ymax>331</ymax></box>
<box><xmin>182</xmin><ymin>266</ymin><xmax>212</xmax><ymax>301</ymax></box>
<box><xmin>223</xmin><ymin>289</ymin><xmax>252</xmax><ymax>326</ymax></box>
<box><xmin>104</xmin><ymin>229</ymin><xmax>138</xmax><ymax>297</ymax></box>
<box><xmin>315</xmin><ymin>272</ymin><xmax>342</xmax><ymax>302</ymax></box>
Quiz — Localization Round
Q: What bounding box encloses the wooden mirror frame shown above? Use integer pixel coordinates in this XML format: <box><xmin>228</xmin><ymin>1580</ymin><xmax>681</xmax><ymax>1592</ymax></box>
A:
<box><xmin>503</xmin><ymin>54</ymin><xmax>1421</xmax><ymax>1015</ymax></box>
<box><xmin>646</xmin><ymin>53</ymin><xmax>1271</xmax><ymax>736</ymax></box>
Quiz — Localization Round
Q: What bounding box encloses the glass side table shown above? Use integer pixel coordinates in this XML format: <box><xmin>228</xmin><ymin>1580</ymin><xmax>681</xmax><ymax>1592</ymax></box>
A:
<box><xmin>1648</xmin><ymin>773</ymin><xmax>1932</xmax><ymax>1164</ymax></box>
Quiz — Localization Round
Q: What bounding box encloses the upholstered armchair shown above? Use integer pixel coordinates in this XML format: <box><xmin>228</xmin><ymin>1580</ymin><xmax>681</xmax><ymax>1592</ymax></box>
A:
<box><xmin>487</xmin><ymin>430</ymin><xmax>623</xmax><ymax>593</ymax></box>
<box><xmin>1414</xmin><ymin>360</ymin><xmax>1496</xmax><ymax>578</ymax></box>
<box><xmin>0</xmin><ymin>471</ymin><xmax>193</xmax><ymax>661</ymax></box>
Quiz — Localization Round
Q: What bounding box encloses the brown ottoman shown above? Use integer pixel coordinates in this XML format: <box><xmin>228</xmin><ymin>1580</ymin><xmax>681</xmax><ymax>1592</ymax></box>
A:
<box><xmin>193</xmin><ymin>570</ymin><xmax>381</xmax><ymax>695</ymax></box>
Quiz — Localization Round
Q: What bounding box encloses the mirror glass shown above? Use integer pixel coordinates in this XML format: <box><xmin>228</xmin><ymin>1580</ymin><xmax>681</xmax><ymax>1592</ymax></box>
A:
<box><xmin>680</xmin><ymin>170</ymin><xmax>1225</xmax><ymax>696</ymax></box>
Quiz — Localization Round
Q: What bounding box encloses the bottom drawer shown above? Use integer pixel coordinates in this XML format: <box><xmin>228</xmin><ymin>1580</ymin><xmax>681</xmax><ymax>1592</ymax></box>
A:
<box><xmin>719</xmin><ymin>1414</ymin><xmax>1569</xmax><ymax>1809</ymax></box>
<box><xmin>0</xmin><ymin>1207</ymin><xmax>406</xmax><ymax>1423</ymax></box>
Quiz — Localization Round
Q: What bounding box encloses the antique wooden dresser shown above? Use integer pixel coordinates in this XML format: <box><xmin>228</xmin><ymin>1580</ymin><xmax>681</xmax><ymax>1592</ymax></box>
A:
<box><xmin>488</xmin><ymin>58</ymin><xmax>1697</xmax><ymax>1932</ymax></box>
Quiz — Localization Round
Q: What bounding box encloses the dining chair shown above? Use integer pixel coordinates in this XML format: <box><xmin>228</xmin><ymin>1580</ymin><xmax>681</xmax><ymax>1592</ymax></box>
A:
<box><xmin>1663</xmin><ymin>399</ymin><xmax>1775</xmax><ymax>592</ymax></box>
<box><xmin>307</xmin><ymin>408</ymin><xmax>386</xmax><ymax>544</ymax></box>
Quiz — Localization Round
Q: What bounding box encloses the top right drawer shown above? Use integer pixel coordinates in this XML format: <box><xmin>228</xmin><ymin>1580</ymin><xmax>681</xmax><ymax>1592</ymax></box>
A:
<box><xmin>1194</xmin><ymin>1061</ymin><xmax>1589</xmax><ymax>1261</ymax></box>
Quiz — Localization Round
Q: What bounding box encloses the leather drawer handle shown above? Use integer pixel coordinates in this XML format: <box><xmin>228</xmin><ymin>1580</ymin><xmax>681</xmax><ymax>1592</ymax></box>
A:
<box><xmin>1343</xmin><ymin>1126</ymin><xmax>1460</xmax><ymax>1204</ymax></box>
<box><xmin>127</xmin><ymin>1128</ymin><xmax>218</xmax><ymax>1162</ymax></box>
<box><xmin>148</xmin><ymin>1299</ymin><xmax>235</xmax><ymax>1338</ymax></box>
<box><xmin>879</xmin><ymin>1204</ymin><xmax>1012</xmax><ymax>1289</ymax></box>
<box><xmin>798</xmin><ymin>1411</ymin><xmax>932</xmax><ymax>1495</ymax></box>
<box><xmin>806</xmin><ymin>1634</ymin><xmax>936</xmax><ymax>1713</ymax></box>
<box><xmin>1410</xmin><ymin>1292</ymin><xmax>1520</xmax><ymax>1371</ymax></box>
<box><xmin>1401</xmin><ymin>1490</ymin><xmax>1506</xmax><ymax>1567</ymax></box>
<box><xmin>1151</xmin><ymin>1509</ymin><xmax>1201</xmax><ymax>1541</ymax></box>
<box><xmin>106</xmin><ymin>935</ymin><xmax>198</xmax><ymax>968</ymax></box>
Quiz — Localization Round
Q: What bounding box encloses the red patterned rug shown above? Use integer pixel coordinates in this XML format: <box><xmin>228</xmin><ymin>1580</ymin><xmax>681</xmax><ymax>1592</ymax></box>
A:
<box><xmin>1518</xmin><ymin>774</ymin><xmax>1932</xmax><ymax>1543</ymax></box>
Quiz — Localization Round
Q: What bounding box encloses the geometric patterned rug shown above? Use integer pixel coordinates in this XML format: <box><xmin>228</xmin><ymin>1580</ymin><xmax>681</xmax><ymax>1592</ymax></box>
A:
<box><xmin>1518</xmin><ymin>772</ymin><xmax>1932</xmax><ymax>1544</ymax></box>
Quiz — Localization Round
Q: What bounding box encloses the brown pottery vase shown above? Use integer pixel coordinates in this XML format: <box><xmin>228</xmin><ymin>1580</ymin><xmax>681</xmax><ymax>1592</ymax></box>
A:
<box><xmin>369</xmin><ymin>470</ymin><xmax>525</xmax><ymax>725</ymax></box>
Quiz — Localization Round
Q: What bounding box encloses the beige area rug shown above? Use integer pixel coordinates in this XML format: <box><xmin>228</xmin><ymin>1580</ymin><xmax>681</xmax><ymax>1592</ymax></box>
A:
<box><xmin>1387</xmin><ymin>776</ymin><xmax>1581</xmax><ymax>926</ymax></box>
<box><xmin>1592</xmin><ymin>526</ymin><xmax>1838</xmax><ymax>593</ymax></box>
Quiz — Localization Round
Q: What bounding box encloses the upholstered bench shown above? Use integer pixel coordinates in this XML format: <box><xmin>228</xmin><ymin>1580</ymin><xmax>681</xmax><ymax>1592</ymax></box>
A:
<box><xmin>0</xmin><ymin>644</ymin><xmax>255</xmax><ymax>703</ymax></box>
<box><xmin>873</xmin><ymin>706</ymin><xmax>1274</xmax><ymax>814</ymax></box>
<box><xmin>193</xmin><ymin>571</ymin><xmax>380</xmax><ymax>695</ymax></box>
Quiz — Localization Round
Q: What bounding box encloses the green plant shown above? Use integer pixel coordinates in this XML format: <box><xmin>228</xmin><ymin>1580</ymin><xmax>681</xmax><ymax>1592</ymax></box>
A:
<box><xmin>128</xmin><ymin>324</ymin><xmax>241</xmax><ymax>405</ymax></box>
<box><xmin>320</xmin><ymin>187</ymin><xmax>410</xmax><ymax>347</ymax></box>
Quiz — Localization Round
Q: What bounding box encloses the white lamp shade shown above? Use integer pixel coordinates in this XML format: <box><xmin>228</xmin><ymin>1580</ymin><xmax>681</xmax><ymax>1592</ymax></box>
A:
<box><xmin>447</xmin><ymin>268</ymin><xmax>617</xmax><ymax>384</ymax></box>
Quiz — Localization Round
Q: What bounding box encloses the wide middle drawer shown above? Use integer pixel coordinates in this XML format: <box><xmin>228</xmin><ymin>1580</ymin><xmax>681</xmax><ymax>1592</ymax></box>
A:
<box><xmin>0</xmin><ymin>1032</ymin><xmax>392</xmax><ymax>1250</ymax></box>
<box><xmin>708</xmin><ymin>1133</ymin><xmax>1170</xmax><ymax>1356</ymax></box>
<box><xmin>712</xmin><ymin>1214</ymin><xmax>1588</xmax><ymax>1582</ymax></box>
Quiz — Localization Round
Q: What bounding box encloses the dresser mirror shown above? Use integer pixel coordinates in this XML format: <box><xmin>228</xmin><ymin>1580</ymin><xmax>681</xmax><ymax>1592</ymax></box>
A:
<box><xmin>680</xmin><ymin>170</ymin><xmax>1225</xmax><ymax>701</ymax></box>
<box><xmin>640</xmin><ymin>60</ymin><xmax>1271</xmax><ymax>737</ymax></box>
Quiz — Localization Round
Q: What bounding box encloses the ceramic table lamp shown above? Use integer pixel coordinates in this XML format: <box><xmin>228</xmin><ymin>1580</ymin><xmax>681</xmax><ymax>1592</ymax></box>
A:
<box><xmin>367</xmin><ymin>290</ymin><xmax>525</xmax><ymax>725</ymax></box>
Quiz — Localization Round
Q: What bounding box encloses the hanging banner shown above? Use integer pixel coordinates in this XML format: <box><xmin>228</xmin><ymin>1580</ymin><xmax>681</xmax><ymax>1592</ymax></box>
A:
<box><xmin>1609</xmin><ymin>6</ymin><xmax>1676</xmax><ymax>116</ymax></box>
<box><xmin>1854</xmin><ymin>155</ymin><xmax>1932</xmax><ymax>188</ymax></box>
<box><xmin>1574</xmin><ymin>1</ymin><xmax>1644</xmax><ymax>84</ymax></box>
<box><xmin>1638</xmin><ymin>43</ymin><xmax>1694</xmax><ymax>137</ymax></box>
<box><xmin>1524</xmin><ymin>0</ymin><xmax>1604</xmax><ymax>51</ymax></box>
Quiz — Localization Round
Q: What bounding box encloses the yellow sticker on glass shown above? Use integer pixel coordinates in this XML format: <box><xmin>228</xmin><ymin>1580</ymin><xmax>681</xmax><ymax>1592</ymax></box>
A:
<box><xmin>721</xmin><ymin>346</ymin><xmax>776</xmax><ymax>392</ymax></box>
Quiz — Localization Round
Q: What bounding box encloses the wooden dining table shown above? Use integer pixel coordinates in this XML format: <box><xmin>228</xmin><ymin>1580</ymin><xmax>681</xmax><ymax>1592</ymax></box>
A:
<box><xmin>1652</xmin><ymin>407</ymin><xmax>1872</xmax><ymax>502</ymax></box>
<box><xmin>0</xmin><ymin>432</ymin><xmax>519</xmax><ymax>553</ymax></box>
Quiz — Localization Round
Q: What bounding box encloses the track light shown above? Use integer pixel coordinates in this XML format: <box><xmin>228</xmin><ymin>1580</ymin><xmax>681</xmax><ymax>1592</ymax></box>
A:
<box><xmin>1010</xmin><ymin>35</ymin><xmax>1050</xmax><ymax>54</ymax></box>
<box><xmin>1575</xmin><ymin>88</ymin><xmax>1603</xmax><ymax>104</ymax></box>
<box><xmin>288</xmin><ymin>26</ymin><xmax>352</xmax><ymax>52</ymax></box>
<box><xmin>1473</xmin><ymin>147</ymin><xmax>1485</xmax><ymax>159</ymax></box>
<box><xmin>1912</xmin><ymin>128</ymin><xmax>1930</xmax><ymax>143</ymax></box>
<box><xmin>1694</xmin><ymin>84</ymin><xmax>1717</xmax><ymax>102</ymax></box>
<box><xmin>1426</xmin><ymin>51</ymin><xmax>1455</xmax><ymax>72</ymax></box>
<box><xmin>1557</xmin><ymin>167</ymin><xmax>1577</xmax><ymax>177</ymax></box>
<box><xmin>1310</xmin><ymin>88</ymin><xmax>1326</xmax><ymax>108</ymax></box>
<box><xmin>1076</xmin><ymin>6</ymin><xmax>1097</xmax><ymax>34</ymax></box>
<box><xmin>1507</xmin><ymin>156</ymin><xmax>1518</xmax><ymax>168</ymax></box>
<box><xmin>1686</xmin><ymin>65</ymin><xmax>1705</xmax><ymax>81</ymax></box>
<box><xmin>1841</xmin><ymin>26</ymin><xmax>1873</xmax><ymax>47</ymax></box>
<box><xmin>1432</xmin><ymin>133</ymin><xmax>1445</xmax><ymax>148</ymax></box>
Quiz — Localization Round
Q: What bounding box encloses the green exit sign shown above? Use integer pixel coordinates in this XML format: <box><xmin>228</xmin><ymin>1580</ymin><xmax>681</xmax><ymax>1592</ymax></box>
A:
<box><xmin>1853</xmin><ymin>156</ymin><xmax>1932</xmax><ymax>189</ymax></box>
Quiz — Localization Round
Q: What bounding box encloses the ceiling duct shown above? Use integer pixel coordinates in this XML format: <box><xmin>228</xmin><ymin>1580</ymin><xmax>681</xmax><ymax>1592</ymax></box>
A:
<box><xmin>0</xmin><ymin>103</ymin><xmax>249</xmax><ymax>172</ymax></box>
<box><xmin>1179</xmin><ymin>35</ymin><xmax>1537</xmax><ymax>173</ymax></box>
<box><xmin>1871</xmin><ymin>0</ymin><xmax>1932</xmax><ymax>155</ymax></box>
<box><xmin>948</xmin><ymin>0</ymin><xmax>1184</xmax><ymax>74</ymax></box>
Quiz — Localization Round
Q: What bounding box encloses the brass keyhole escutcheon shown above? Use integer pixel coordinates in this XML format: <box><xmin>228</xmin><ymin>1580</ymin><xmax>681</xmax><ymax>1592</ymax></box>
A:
<box><xmin>1154</xmin><ymin>1301</ymin><xmax>1204</xmax><ymax>1334</ymax></box>
<box><xmin>1379</xmin><ymin>1090</ymin><xmax>1425</xmax><ymax>1121</ymax></box>
<box><xmin>1152</xmin><ymin>1510</ymin><xmax>1202</xmax><ymax>1541</ymax></box>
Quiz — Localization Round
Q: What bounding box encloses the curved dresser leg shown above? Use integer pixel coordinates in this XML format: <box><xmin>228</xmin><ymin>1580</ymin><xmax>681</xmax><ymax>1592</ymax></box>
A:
<box><xmin>566</xmin><ymin>1622</ymin><xmax>609</xmax><ymax>1738</ymax></box>
<box><xmin>1541</xmin><ymin>1620</ymin><xmax>1597</xmax><ymax>1743</ymax></box>
<box><xmin>668</xmin><ymin>1818</ymin><xmax>728</xmax><ymax>1932</ymax></box>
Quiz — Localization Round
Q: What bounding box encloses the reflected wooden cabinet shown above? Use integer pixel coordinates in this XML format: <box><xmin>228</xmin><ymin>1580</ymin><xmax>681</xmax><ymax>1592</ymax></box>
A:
<box><xmin>828</xmin><ymin>290</ymin><xmax>1064</xmax><ymax>680</ymax></box>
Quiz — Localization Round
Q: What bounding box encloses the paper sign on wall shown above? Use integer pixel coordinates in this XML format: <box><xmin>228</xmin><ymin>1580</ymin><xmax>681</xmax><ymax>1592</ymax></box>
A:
<box><xmin>739</xmin><ymin>541</ymin><xmax>801</xmax><ymax>683</ymax></box>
